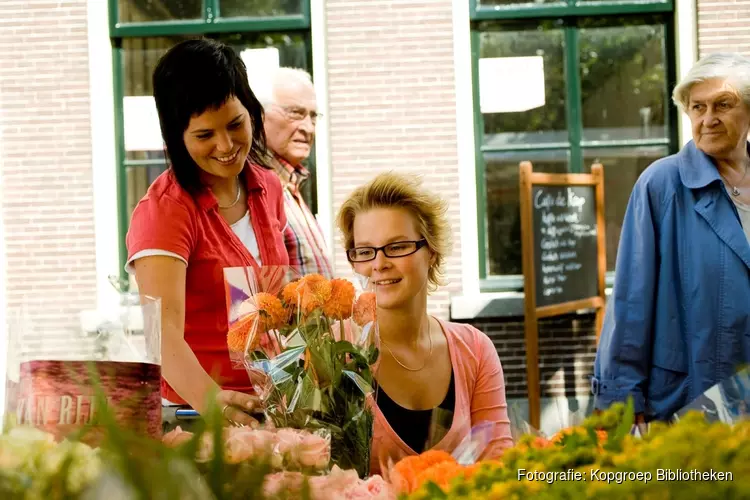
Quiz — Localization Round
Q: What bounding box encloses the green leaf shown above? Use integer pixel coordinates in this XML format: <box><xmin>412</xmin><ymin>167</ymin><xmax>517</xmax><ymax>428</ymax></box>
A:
<box><xmin>424</xmin><ymin>481</ymin><xmax>449</xmax><ymax>498</ymax></box>
<box><xmin>605</xmin><ymin>397</ymin><xmax>635</xmax><ymax>452</ymax></box>
<box><xmin>307</xmin><ymin>342</ymin><xmax>334</xmax><ymax>387</ymax></box>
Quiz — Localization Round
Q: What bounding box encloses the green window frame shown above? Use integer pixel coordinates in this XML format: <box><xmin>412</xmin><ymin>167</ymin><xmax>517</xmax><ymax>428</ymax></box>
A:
<box><xmin>109</xmin><ymin>0</ymin><xmax>313</xmax><ymax>281</ymax></box>
<box><xmin>470</xmin><ymin>0</ymin><xmax>679</xmax><ymax>292</ymax></box>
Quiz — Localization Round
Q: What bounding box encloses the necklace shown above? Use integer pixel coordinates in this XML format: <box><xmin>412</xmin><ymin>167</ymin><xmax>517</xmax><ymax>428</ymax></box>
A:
<box><xmin>218</xmin><ymin>177</ymin><xmax>242</xmax><ymax>209</ymax></box>
<box><xmin>381</xmin><ymin>319</ymin><xmax>433</xmax><ymax>372</ymax></box>
<box><xmin>720</xmin><ymin>162</ymin><xmax>748</xmax><ymax>197</ymax></box>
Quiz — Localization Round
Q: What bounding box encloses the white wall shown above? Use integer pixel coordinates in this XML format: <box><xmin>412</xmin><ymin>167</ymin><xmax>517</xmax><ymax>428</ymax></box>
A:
<box><xmin>676</xmin><ymin>0</ymin><xmax>699</xmax><ymax>146</ymax></box>
<box><xmin>88</xmin><ymin>0</ymin><xmax>121</xmax><ymax>311</ymax></box>
<box><xmin>0</xmin><ymin>155</ymin><xmax>6</xmax><ymax>422</ymax></box>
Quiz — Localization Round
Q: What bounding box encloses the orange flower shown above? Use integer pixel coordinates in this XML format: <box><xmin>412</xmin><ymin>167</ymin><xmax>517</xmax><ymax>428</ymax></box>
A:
<box><xmin>281</xmin><ymin>280</ymin><xmax>301</xmax><ymax>306</ymax></box>
<box><xmin>417</xmin><ymin>449</ymin><xmax>455</xmax><ymax>467</ymax></box>
<box><xmin>322</xmin><ymin>279</ymin><xmax>356</xmax><ymax>320</ymax></box>
<box><xmin>414</xmin><ymin>461</ymin><xmax>467</xmax><ymax>492</ymax></box>
<box><xmin>596</xmin><ymin>429</ymin><xmax>608</xmax><ymax>445</ymax></box>
<box><xmin>352</xmin><ymin>292</ymin><xmax>377</xmax><ymax>326</ymax></box>
<box><xmin>296</xmin><ymin>274</ymin><xmax>333</xmax><ymax>315</ymax></box>
<box><xmin>550</xmin><ymin>427</ymin><xmax>607</xmax><ymax>446</ymax></box>
<box><xmin>391</xmin><ymin>450</ymin><xmax>455</xmax><ymax>494</ymax></box>
<box><xmin>226</xmin><ymin>293</ymin><xmax>285</xmax><ymax>353</ymax></box>
<box><xmin>391</xmin><ymin>456</ymin><xmax>424</xmax><ymax>494</ymax></box>
<box><xmin>531</xmin><ymin>436</ymin><xmax>554</xmax><ymax>449</ymax></box>
<box><xmin>463</xmin><ymin>462</ymin><xmax>484</xmax><ymax>478</ymax></box>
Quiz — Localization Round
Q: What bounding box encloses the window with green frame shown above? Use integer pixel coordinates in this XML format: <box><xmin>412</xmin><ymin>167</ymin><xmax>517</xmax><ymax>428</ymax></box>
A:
<box><xmin>110</xmin><ymin>0</ymin><xmax>313</xmax><ymax>278</ymax></box>
<box><xmin>470</xmin><ymin>0</ymin><xmax>678</xmax><ymax>292</ymax></box>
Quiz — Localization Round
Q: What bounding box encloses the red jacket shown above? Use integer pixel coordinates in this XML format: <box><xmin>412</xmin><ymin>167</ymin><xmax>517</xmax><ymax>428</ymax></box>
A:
<box><xmin>126</xmin><ymin>162</ymin><xmax>289</xmax><ymax>404</ymax></box>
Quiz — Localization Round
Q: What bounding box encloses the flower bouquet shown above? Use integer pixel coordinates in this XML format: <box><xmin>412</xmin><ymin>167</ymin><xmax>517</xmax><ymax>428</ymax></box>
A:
<box><xmin>386</xmin><ymin>422</ymin><xmax>496</xmax><ymax>495</ymax></box>
<box><xmin>224</xmin><ymin>266</ymin><xmax>380</xmax><ymax>478</ymax></box>
<box><xmin>263</xmin><ymin>466</ymin><xmax>394</xmax><ymax>500</ymax></box>
<box><xmin>163</xmin><ymin>425</ymin><xmax>331</xmax><ymax>473</ymax></box>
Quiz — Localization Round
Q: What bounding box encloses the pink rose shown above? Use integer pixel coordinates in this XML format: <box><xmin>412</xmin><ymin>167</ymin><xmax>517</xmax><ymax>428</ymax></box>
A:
<box><xmin>339</xmin><ymin>476</ymin><xmax>393</xmax><ymax>500</ymax></box>
<box><xmin>316</xmin><ymin>465</ymin><xmax>360</xmax><ymax>496</ymax></box>
<box><xmin>263</xmin><ymin>471</ymin><xmax>305</xmax><ymax>497</ymax></box>
<box><xmin>194</xmin><ymin>432</ymin><xmax>215</xmax><ymax>463</ymax></box>
<box><xmin>224</xmin><ymin>428</ymin><xmax>275</xmax><ymax>464</ymax></box>
<box><xmin>298</xmin><ymin>432</ymin><xmax>331</xmax><ymax>470</ymax></box>
<box><xmin>162</xmin><ymin>426</ymin><xmax>194</xmax><ymax>448</ymax></box>
<box><xmin>360</xmin><ymin>476</ymin><xmax>394</xmax><ymax>500</ymax></box>
<box><xmin>274</xmin><ymin>428</ymin><xmax>304</xmax><ymax>466</ymax></box>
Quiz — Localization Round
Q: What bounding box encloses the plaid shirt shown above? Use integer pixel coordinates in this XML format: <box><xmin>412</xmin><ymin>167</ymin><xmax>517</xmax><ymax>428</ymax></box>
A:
<box><xmin>273</xmin><ymin>156</ymin><xmax>334</xmax><ymax>279</ymax></box>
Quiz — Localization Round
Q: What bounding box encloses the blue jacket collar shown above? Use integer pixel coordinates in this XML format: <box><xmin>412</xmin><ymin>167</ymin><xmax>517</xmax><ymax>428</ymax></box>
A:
<box><xmin>678</xmin><ymin>140</ymin><xmax>750</xmax><ymax>190</ymax></box>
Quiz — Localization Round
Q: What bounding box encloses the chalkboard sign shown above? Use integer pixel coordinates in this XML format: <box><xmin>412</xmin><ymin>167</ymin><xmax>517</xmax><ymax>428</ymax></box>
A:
<box><xmin>532</xmin><ymin>184</ymin><xmax>599</xmax><ymax>308</ymax></box>
<box><xmin>518</xmin><ymin>161</ymin><xmax>607</xmax><ymax>430</ymax></box>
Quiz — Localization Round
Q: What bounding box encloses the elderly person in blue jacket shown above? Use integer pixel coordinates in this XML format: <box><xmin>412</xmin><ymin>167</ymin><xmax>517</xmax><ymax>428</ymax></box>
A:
<box><xmin>593</xmin><ymin>52</ymin><xmax>750</xmax><ymax>422</ymax></box>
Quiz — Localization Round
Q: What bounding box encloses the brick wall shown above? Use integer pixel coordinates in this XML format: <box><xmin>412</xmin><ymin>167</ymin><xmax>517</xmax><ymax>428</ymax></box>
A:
<box><xmin>697</xmin><ymin>0</ymin><xmax>750</xmax><ymax>56</ymax></box>
<box><xmin>464</xmin><ymin>314</ymin><xmax>598</xmax><ymax>399</ymax></box>
<box><xmin>325</xmin><ymin>0</ymin><xmax>461</xmax><ymax>319</ymax></box>
<box><xmin>0</xmin><ymin>0</ymin><xmax>97</xmax><ymax>359</ymax></box>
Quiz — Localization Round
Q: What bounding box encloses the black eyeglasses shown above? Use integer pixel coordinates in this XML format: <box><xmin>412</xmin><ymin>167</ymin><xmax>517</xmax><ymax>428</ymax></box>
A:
<box><xmin>347</xmin><ymin>239</ymin><xmax>428</xmax><ymax>263</ymax></box>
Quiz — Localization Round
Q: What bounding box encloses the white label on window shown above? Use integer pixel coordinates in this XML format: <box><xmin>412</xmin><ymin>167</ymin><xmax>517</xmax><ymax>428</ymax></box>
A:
<box><xmin>123</xmin><ymin>96</ymin><xmax>163</xmax><ymax>152</ymax></box>
<box><xmin>240</xmin><ymin>47</ymin><xmax>281</xmax><ymax>102</ymax></box>
<box><xmin>479</xmin><ymin>56</ymin><xmax>546</xmax><ymax>114</ymax></box>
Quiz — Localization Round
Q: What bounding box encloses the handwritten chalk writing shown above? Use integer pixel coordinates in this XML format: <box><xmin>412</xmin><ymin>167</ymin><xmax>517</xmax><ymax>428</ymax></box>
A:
<box><xmin>534</xmin><ymin>188</ymin><xmax>587</xmax><ymax>212</ymax></box>
<box><xmin>542</xmin><ymin>251</ymin><xmax>559</xmax><ymax>262</ymax></box>
<box><xmin>541</xmin><ymin>239</ymin><xmax>560</xmax><ymax>250</ymax></box>
<box><xmin>543</xmin><ymin>274</ymin><xmax>567</xmax><ymax>285</ymax></box>
<box><xmin>534</xmin><ymin>190</ymin><xmax>568</xmax><ymax>210</ymax></box>
<box><xmin>542</xmin><ymin>264</ymin><xmax>564</xmax><ymax>273</ymax></box>
<box><xmin>567</xmin><ymin>188</ymin><xmax>586</xmax><ymax>212</ymax></box>
<box><xmin>531</xmin><ymin>185</ymin><xmax>599</xmax><ymax>307</ymax></box>
<box><xmin>542</xmin><ymin>211</ymin><xmax>581</xmax><ymax>225</ymax></box>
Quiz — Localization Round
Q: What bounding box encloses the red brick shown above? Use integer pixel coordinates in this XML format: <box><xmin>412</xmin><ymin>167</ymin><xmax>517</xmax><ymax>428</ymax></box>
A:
<box><xmin>0</xmin><ymin>0</ymin><xmax>96</xmax><ymax>357</ymax></box>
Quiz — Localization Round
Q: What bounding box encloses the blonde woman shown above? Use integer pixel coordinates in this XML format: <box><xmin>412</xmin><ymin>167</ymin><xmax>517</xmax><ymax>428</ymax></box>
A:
<box><xmin>337</xmin><ymin>172</ymin><xmax>513</xmax><ymax>474</ymax></box>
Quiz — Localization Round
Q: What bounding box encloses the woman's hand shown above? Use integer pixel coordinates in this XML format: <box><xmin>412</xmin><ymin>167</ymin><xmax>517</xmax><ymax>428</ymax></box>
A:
<box><xmin>217</xmin><ymin>390</ymin><xmax>262</xmax><ymax>428</ymax></box>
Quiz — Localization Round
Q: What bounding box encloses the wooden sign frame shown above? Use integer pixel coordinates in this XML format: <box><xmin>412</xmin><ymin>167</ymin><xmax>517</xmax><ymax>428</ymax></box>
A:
<box><xmin>519</xmin><ymin>161</ymin><xmax>607</xmax><ymax>429</ymax></box>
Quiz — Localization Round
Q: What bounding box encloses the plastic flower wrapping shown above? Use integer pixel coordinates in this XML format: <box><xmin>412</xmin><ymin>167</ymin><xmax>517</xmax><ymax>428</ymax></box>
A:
<box><xmin>671</xmin><ymin>365</ymin><xmax>750</xmax><ymax>425</ymax></box>
<box><xmin>224</xmin><ymin>266</ymin><xmax>380</xmax><ymax>479</ymax></box>
<box><xmin>385</xmin><ymin>422</ymin><xmax>496</xmax><ymax>496</ymax></box>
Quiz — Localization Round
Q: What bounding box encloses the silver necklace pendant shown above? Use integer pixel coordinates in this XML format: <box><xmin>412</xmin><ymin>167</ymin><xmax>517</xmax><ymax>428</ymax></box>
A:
<box><xmin>732</xmin><ymin>186</ymin><xmax>741</xmax><ymax>196</ymax></box>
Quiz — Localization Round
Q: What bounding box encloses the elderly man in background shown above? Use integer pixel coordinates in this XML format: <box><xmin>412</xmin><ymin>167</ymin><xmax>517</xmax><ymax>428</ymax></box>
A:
<box><xmin>259</xmin><ymin>68</ymin><xmax>333</xmax><ymax>278</ymax></box>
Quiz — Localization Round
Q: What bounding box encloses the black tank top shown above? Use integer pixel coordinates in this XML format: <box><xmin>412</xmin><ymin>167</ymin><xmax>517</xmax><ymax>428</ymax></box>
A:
<box><xmin>375</xmin><ymin>372</ymin><xmax>455</xmax><ymax>453</ymax></box>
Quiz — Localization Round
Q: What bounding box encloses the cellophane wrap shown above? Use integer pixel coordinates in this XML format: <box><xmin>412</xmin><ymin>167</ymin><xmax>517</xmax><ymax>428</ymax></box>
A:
<box><xmin>224</xmin><ymin>266</ymin><xmax>379</xmax><ymax>478</ymax></box>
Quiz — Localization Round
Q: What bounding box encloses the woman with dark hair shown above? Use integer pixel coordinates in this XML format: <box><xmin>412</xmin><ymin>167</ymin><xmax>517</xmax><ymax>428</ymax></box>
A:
<box><xmin>126</xmin><ymin>39</ymin><xmax>293</xmax><ymax>426</ymax></box>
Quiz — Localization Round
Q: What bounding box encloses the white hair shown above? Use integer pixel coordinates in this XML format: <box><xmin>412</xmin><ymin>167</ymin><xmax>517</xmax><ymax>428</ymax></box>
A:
<box><xmin>672</xmin><ymin>52</ymin><xmax>750</xmax><ymax>112</ymax></box>
<box><xmin>253</xmin><ymin>67</ymin><xmax>314</xmax><ymax>107</ymax></box>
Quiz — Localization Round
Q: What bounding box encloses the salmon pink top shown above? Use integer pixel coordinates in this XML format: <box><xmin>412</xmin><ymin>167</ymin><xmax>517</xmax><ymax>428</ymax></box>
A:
<box><xmin>370</xmin><ymin>319</ymin><xmax>513</xmax><ymax>474</ymax></box>
<box><xmin>126</xmin><ymin>162</ymin><xmax>289</xmax><ymax>405</ymax></box>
